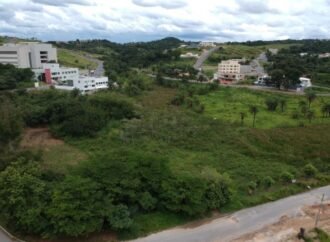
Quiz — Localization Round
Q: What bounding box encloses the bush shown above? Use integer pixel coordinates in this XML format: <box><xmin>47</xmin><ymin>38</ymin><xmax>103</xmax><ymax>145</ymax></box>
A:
<box><xmin>263</xmin><ymin>176</ymin><xmax>275</xmax><ymax>188</ymax></box>
<box><xmin>303</xmin><ymin>164</ymin><xmax>318</xmax><ymax>177</ymax></box>
<box><xmin>88</xmin><ymin>93</ymin><xmax>136</xmax><ymax>120</ymax></box>
<box><xmin>291</xmin><ymin>110</ymin><xmax>301</xmax><ymax>119</ymax></box>
<box><xmin>265</xmin><ymin>97</ymin><xmax>279</xmax><ymax>111</ymax></box>
<box><xmin>280</xmin><ymin>171</ymin><xmax>294</xmax><ymax>183</ymax></box>
<box><xmin>56</xmin><ymin>105</ymin><xmax>107</xmax><ymax>137</ymax></box>
<box><xmin>248</xmin><ymin>181</ymin><xmax>257</xmax><ymax>191</ymax></box>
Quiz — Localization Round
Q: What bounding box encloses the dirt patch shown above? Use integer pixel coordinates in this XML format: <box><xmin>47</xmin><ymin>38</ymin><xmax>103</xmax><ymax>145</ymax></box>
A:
<box><xmin>20</xmin><ymin>128</ymin><xmax>63</xmax><ymax>148</ymax></box>
<box><xmin>232</xmin><ymin>202</ymin><xmax>330</xmax><ymax>242</ymax></box>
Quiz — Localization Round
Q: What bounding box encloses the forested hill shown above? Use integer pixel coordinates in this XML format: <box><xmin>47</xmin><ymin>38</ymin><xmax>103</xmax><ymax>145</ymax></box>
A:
<box><xmin>50</xmin><ymin>37</ymin><xmax>185</xmax><ymax>75</ymax></box>
<box><xmin>50</xmin><ymin>37</ymin><xmax>184</xmax><ymax>55</ymax></box>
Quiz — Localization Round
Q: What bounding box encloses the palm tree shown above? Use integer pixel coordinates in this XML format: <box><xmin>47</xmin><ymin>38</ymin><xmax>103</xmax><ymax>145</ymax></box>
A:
<box><xmin>305</xmin><ymin>91</ymin><xmax>317</xmax><ymax>108</ymax></box>
<box><xmin>249</xmin><ymin>106</ymin><xmax>259</xmax><ymax>127</ymax></box>
<box><xmin>306</xmin><ymin>110</ymin><xmax>315</xmax><ymax>123</ymax></box>
<box><xmin>279</xmin><ymin>99</ymin><xmax>287</xmax><ymax>112</ymax></box>
<box><xmin>321</xmin><ymin>103</ymin><xmax>330</xmax><ymax>118</ymax></box>
<box><xmin>240</xmin><ymin>112</ymin><xmax>246</xmax><ymax>126</ymax></box>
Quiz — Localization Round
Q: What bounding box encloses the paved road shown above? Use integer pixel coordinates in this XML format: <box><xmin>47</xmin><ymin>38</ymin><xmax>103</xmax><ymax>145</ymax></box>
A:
<box><xmin>84</xmin><ymin>54</ymin><xmax>104</xmax><ymax>77</ymax></box>
<box><xmin>0</xmin><ymin>231</ymin><xmax>12</xmax><ymax>242</ymax></box>
<box><xmin>0</xmin><ymin>226</ymin><xmax>24</xmax><ymax>242</ymax></box>
<box><xmin>132</xmin><ymin>185</ymin><xmax>330</xmax><ymax>242</ymax></box>
<box><xmin>194</xmin><ymin>47</ymin><xmax>219</xmax><ymax>70</ymax></box>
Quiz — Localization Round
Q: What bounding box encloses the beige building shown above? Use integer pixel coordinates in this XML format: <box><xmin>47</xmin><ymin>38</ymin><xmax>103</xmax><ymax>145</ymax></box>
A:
<box><xmin>217</xmin><ymin>59</ymin><xmax>246</xmax><ymax>81</ymax></box>
<box><xmin>0</xmin><ymin>42</ymin><xmax>57</xmax><ymax>68</ymax></box>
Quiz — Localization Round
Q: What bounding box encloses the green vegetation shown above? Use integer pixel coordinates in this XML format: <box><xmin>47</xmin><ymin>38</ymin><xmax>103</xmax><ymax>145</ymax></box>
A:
<box><xmin>199</xmin><ymin>87</ymin><xmax>330</xmax><ymax>129</ymax></box>
<box><xmin>266</xmin><ymin>40</ymin><xmax>330</xmax><ymax>88</ymax></box>
<box><xmin>303</xmin><ymin>228</ymin><xmax>330</xmax><ymax>242</ymax></box>
<box><xmin>57</xmin><ymin>48</ymin><xmax>98</xmax><ymax>69</ymax></box>
<box><xmin>0</xmin><ymin>64</ymin><xmax>34</xmax><ymax>90</ymax></box>
<box><xmin>1</xmin><ymin>38</ymin><xmax>330</xmax><ymax>241</ymax></box>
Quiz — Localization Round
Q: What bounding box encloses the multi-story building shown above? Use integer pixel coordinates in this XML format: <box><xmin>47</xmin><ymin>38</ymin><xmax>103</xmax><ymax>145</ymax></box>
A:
<box><xmin>33</xmin><ymin>63</ymin><xmax>79</xmax><ymax>85</ymax></box>
<box><xmin>0</xmin><ymin>42</ymin><xmax>57</xmax><ymax>68</ymax></box>
<box><xmin>33</xmin><ymin>63</ymin><xmax>108</xmax><ymax>94</ymax></box>
<box><xmin>55</xmin><ymin>76</ymin><xmax>109</xmax><ymax>94</ymax></box>
<box><xmin>217</xmin><ymin>59</ymin><xmax>246</xmax><ymax>84</ymax></box>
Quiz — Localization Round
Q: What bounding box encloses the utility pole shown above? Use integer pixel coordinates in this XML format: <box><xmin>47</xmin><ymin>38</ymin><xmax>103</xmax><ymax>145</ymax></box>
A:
<box><xmin>314</xmin><ymin>193</ymin><xmax>325</xmax><ymax>228</ymax></box>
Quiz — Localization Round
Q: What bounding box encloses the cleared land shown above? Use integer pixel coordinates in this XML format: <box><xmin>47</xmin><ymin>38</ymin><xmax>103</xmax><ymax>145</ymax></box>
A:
<box><xmin>20</xmin><ymin>128</ymin><xmax>88</xmax><ymax>173</ymax></box>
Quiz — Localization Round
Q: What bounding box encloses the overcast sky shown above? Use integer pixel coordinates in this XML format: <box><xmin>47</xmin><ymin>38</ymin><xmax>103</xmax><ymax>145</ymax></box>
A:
<box><xmin>1</xmin><ymin>0</ymin><xmax>330</xmax><ymax>43</ymax></box>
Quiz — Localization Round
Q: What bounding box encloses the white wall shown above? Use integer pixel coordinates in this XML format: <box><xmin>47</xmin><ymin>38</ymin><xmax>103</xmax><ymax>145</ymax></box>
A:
<box><xmin>0</xmin><ymin>43</ymin><xmax>57</xmax><ymax>68</ymax></box>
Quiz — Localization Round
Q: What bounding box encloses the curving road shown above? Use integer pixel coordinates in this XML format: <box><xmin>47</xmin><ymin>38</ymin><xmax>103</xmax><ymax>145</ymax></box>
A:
<box><xmin>131</xmin><ymin>185</ymin><xmax>330</xmax><ymax>242</ymax></box>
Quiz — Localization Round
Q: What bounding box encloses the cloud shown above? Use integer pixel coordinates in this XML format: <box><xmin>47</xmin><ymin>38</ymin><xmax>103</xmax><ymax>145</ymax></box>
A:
<box><xmin>238</xmin><ymin>0</ymin><xmax>278</xmax><ymax>14</ymax></box>
<box><xmin>0</xmin><ymin>0</ymin><xmax>330</xmax><ymax>42</ymax></box>
<box><xmin>32</xmin><ymin>0</ymin><xmax>91</xmax><ymax>7</ymax></box>
<box><xmin>132</xmin><ymin>0</ymin><xmax>187</xmax><ymax>9</ymax></box>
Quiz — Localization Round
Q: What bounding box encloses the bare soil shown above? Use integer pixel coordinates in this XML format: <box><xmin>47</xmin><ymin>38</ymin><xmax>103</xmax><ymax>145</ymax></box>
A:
<box><xmin>20</xmin><ymin>127</ymin><xmax>63</xmax><ymax>149</ymax></box>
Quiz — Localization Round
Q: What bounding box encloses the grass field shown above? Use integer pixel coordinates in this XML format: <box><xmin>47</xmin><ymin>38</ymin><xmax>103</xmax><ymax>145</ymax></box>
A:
<box><xmin>58</xmin><ymin>48</ymin><xmax>98</xmax><ymax>69</ymax></box>
<box><xmin>199</xmin><ymin>87</ymin><xmax>330</xmax><ymax>129</ymax></box>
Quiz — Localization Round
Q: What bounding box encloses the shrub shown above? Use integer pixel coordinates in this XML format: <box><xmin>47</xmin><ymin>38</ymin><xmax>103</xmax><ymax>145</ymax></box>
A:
<box><xmin>280</xmin><ymin>171</ymin><xmax>294</xmax><ymax>183</ymax></box>
<box><xmin>263</xmin><ymin>176</ymin><xmax>275</xmax><ymax>188</ymax></box>
<box><xmin>265</xmin><ymin>97</ymin><xmax>279</xmax><ymax>111</ymax></box>
<box><xmin>303</xmin><ymin>164</ymin><xmax>318</xmax><ymax>177</ymax></box>
<box><xmin>248</xmin><ymin>181</ymin><xmax>257</xmax><ymax>191</ymax></box>
<box><xmin>291</xmin><ymin>110</ymin><xmax>300</xmax><ymax>119</ymax></box>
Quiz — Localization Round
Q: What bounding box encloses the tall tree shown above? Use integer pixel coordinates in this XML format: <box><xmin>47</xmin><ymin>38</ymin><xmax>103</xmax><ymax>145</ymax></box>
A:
<box><xmin>305</xmin><ymin>91</ymin><xmax>317</xmax><ymax>108</ymax></box>
<box><xmin>240</xmin><ymin>112</ymin><xmax>246</xmax><ymax>126</ymax></box>
<box><xmin>279</xmin><ymin>98</ymin><xmax>287</xmax><ymax>112</ymax></box>
<box><xmin>306</xmin><ymin>110</ymin><xmax>315</xmax><ymax>123</ymax></box>
<box><xmin>249</xmin><ymin>105</ymin><xmax>259</xmax><ymax>128</ymax></box>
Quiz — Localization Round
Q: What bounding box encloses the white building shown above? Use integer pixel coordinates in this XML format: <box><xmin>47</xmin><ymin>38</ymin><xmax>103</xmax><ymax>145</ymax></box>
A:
<box><xmin>180</xmin><ymin>52</ymin><xmax>199</xmax><ymax>58</ymax></box>
<box><xmin>0</xmin><ymin>42</ymin><xmax>57</xmax><ymax>68</ymax></box>
<box><xmin>199</xmin><ymin>42</ymin><xmax>216</xmax><ymax>48</ymax></box>
<box><xmin>299</xmin><ymin>77</ymin><xmax>312</xmax><ymax>88</ymax></box>
<box><xmin>33</xmin><ymin>63</ymin><xmax>79</xmax><ymax>85</ymax></box>
<box><xmin>319</xmin><ymin>53</ymin><xmax>330</xmax><ymax>59</ymax></box>
<box><xmin>33</xmin><ymin>63</ymin><xmax>108</xmax><ymax>94</ymax></box>
<box><xmin>55</xmin><ymin>76</ymin><xmax>109</xmax><ymax>94</ymax></box>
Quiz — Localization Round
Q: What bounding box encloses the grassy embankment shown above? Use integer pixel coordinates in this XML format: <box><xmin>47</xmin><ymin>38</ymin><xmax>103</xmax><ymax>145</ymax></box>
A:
<box><xmin>28</xmin><ymin>85</ymin><xmax>330</xmax><ymax>240</ymax></box>
<box><xmin>57</xmin><ymin>48</ymin><xmax>98</xmax><ymax>69</ymax></box>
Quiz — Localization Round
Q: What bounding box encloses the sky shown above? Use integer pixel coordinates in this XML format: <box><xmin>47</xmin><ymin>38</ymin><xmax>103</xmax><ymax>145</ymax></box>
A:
<box><xmin>0</xmin><ymin>0</ymin><xmax>330</xmax><ymax>43</ymax></box>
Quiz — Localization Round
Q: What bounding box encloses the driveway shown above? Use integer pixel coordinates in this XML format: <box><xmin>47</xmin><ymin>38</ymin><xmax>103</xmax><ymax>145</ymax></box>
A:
<box><xmin>131</xmin><ymin>185</ymin><xmax>330</xmax><ymax>242</ymax></box>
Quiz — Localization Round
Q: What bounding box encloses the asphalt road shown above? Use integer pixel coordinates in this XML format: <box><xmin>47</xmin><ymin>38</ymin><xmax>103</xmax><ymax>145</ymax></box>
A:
<box><xmin>0</xmin><ymin>231</ymin><xmax>12</xmax><ymax>242</ymax></box>
<box><xmin>0</xmin><ymin>225</ymin><xmax>24</xmax><ymax>242</ymax></box>
<box><xmin>194</xmin><ymin>47</ymin><xmax>219</xmax><ymax>70</ymax></box>
<box><xmin>84</xmin><ymin>54</ymin><xmax>104</xmax><ymax>77</ymax></box>
<box><xmin>132</xmin><ymin>185</ymin><xmax>330</xmax><ymax>242</ymax></box>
